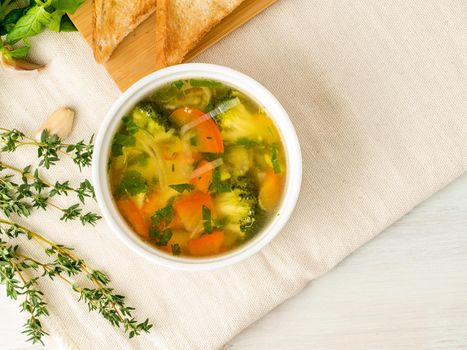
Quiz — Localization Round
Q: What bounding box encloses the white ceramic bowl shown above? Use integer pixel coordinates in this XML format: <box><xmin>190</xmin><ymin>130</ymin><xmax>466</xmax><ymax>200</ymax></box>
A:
<box><xmin>93</xmin><ymin>63</ymin><xmax>302</xmax><ymax>270</ymax></box>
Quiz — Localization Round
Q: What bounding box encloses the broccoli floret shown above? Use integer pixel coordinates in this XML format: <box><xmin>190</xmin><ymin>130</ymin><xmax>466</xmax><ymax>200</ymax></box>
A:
<box><xmin>224</xmin><ymin>146</ymin><xmax>252</xmax><ymax>177</ymax></box>
<box><xmin>132</xmin><ymin>101</ymin><xmax>170</xmax><ymax>133</ymax></box>
<box><xmin>214</xmin><ymin>103</ymin><xmax>257</xmax><ymax>143</ymax></box>
<box><xmin>214</xmin><ymin>176</ymin><xmax>258</xmax><ymax>236</ymax></box>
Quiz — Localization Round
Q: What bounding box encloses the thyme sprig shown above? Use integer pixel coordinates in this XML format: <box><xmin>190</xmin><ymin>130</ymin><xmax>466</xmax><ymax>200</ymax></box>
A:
<box><xmin>0</xmin><ymin>161</ymin><xmax>100</xmax><ymax>226</ymax></box>
<box><xmin>0</xmin><ymin>128</ymin><xmax>93</xmax><ymax>170</ymax></box>
<box><xmin>0</xmin><ymin>127</ymin><xmax>153</xmax><ymax>344</ymax></box>
<box><xmin>0</xmin><ymin>222</ymin><xmax>152</xmax><ymax>344</ymax></box>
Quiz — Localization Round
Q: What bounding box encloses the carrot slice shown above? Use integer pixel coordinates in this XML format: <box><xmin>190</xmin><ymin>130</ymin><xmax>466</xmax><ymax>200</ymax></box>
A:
<box><xmin>173</xmin><ymin>192</ymin><xmax>212</xmax><ymax>232</ymax></box>
<box><xmin>170</xmin><ymin>107</ymin><xmax>224</xmax><ymax>153</ymax></box>
<box><xmin>188</xmin><ymin>231</ymin><xmax>224</xmax><ymax>256</ymax></box>
<box><xmin>116</xmin><ymin>199</ymin><xmax>149</xmax><ymax>238</ymax></box>
<box><xmin>259</xmin><ymin>171</ymin><xmax>284</xmax><ymax>212</ymax></box>
<box><xmin>191</xmin><ymin>160</ymin><xmax>213</xmax><ymax>192</ymax></box>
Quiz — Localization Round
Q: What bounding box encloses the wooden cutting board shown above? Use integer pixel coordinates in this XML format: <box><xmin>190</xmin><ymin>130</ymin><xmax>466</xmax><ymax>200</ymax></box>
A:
<box><xmin>70</xmin><ymin>0</ymin><xmax>277</xmax><ymax>91</ymax></box>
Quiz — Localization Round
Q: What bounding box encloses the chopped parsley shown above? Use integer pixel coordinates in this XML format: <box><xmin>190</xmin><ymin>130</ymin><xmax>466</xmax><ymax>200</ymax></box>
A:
<box><xmin>169</xmin><ymin>183</ymin><xmax>194</xmax><ymax>193</ymax></box>
<box><xmin>111</xmin><ymin>133</ymin><xmax>135</xmax><ymax>156</ymax></box>
<box><xmin>171</xmin><ymin>243</ymin><xmax>181</xmax><ymax>256</ymax></box>
<box><xmin>149</xmin><ymin>228</ymin><xmax>173</xmax><ymax>246</ymax></box>
<box><xmin>202</xmin><ymin>205</ymin><xmax>213</xmax><ymax>233</ymax></box>
<box><xmin>151</xmin><ymin>201</ymin><xmax>174</xmax><ymax>227</ymax></box>
<box><xmin>271</xmin><ymin>143</ymin><xmax>281</xmax><ymax>174</ymax></box>
<box><xmin>173</xmin><ymin>80</ymin><xmax>184</xmax><ymax>89</ymax></box>
<box><xmin>117</xmin><ymin>171</ymin><xmax>148</xmax><ymax>196</ymax></box>
<box><xmin>122</xmin><ymin>116</ymin><xmax>139</xmax><ymax>134</ymax></box>
<box><xmin>210</xmin><ymin>168</ymin><xmax>231</xmax><ymax>193</ymax></box>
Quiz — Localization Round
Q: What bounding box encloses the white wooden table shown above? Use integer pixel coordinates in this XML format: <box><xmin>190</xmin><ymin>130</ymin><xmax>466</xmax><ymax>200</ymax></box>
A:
<box><xmin>2</xmin><ymin>172</ymin><xmax>467</xmax><ymax>349</ymax></box>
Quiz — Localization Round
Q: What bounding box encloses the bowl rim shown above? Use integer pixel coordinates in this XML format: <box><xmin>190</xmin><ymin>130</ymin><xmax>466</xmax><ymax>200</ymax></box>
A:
<box><xmin>93</xmin><ymin>63</ymin><xmax>302</xmax><ymax>270</ymax></box>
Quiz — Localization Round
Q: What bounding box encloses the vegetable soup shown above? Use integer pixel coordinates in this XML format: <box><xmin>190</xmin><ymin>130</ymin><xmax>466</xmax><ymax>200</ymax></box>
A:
<box><xmin>108</xmin><ymin>79</ymin><xmax>286</xmax><ymax>257</ymax></box>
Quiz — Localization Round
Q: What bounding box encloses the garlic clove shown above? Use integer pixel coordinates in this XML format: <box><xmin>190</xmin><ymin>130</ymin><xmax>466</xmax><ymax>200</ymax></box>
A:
<box><xmin>35</xmin><ymin>107</ymin><xmax>75</xmax><ymax>141</ymax></box>
<box><xmin>0</xmin><ymin>55</ymin><xmax>44</xmax><ymax>72</ymax></box>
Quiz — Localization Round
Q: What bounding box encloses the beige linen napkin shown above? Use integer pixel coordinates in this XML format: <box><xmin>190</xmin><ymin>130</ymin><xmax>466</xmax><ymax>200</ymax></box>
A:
<box><xmin>1</xmin><ymin>1</ymin><xmax>466</xmax><ymax>349</ymax></box>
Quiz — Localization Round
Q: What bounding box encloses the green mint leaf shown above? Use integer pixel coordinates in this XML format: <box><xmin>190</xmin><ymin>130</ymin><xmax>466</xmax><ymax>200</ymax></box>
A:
<box><xmin>0</xmin><ymin>8</ymin><xmax>27</xmax><ymax>35</ymax></box>
<box><xmin>271</xmin><ymin>143</ymin><xmax>281</xmax><ymax>174</ymax></box>
<box><xmin>58</xmin><ymin>14</ymin><xmax>76</xmax><ymax>32</ymax></box>
<box><xmin>117</xmin><ymin>171</ymin><xmax>148</xmax><ymax>197</ymax></box>
<box><xmin>169</xmin><ymin>183</ymin><xmax>194</xmax><ymax>194</ymax></box>
<box><xmin>7</xmin><ymin>6</ymin><xmax>52</xmax><ymax>44</ymax></box>
<box><xmin>3</xmin><ymin>42</ymin><xmax>30</xmax><ymax>58</ymax></box>
<box><xmin>48</xmin><ymin>10</ymin><xmax>64</xmax><ymax>32</ymax></box>
<box><xmin>51</xmin><ymin>0</ymin><xmax>85</xmax><ymax>14</ymax></box>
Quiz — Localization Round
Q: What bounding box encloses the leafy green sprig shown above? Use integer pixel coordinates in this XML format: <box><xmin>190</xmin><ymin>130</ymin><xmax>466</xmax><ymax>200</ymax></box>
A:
<box><xmin>0</xmin><ymin>0</ymin><xmax>84</xmax><ymax>60</ymax></box>
<box><xmin>0</xmin><ymin>240</ymin><xmax>49</xmax><ymax>343</ymax></box>
<box><xmin>0</xmin><ymin>128</ymin><xmax>94</xmax><ymax>170</ymax></box>
<box><xmin>0</xmin><ymin>125</ymin><xmax>152</xmax><ymax>344</ymax></box>
<box><xmin>0</xmin><ymin>161</ymin><xmax>100</xmax><ymax>226</ymax></box>
<box><xmin>0</xmin><ymin>221</ymin><xmax>152</xmax><ymax>344</ymax></box>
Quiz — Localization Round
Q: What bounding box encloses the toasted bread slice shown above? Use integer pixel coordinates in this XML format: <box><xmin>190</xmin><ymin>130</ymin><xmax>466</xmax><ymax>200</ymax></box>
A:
<box><xmin>155</xmin><ymin>0</ymin><xmax>168</xmax><ymax>69</ymax></box>
<box><xmin>156</xmin><ymin>0</ymin><xmax>246</xmax><ymax>67</ymax></box>
<box><xmin>93</xmin><ymin>0</ymin><xmax>158</xmax><ymax>63</ymax></box>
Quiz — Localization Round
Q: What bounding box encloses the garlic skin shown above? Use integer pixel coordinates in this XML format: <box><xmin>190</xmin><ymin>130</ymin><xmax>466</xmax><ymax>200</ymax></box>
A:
<box><xmin>35</xmin><ymin>107</ymin><xmax>75</xmax><ymax>141</ymax></box>
<box><xmin>0</xmin><ymin>55</ymin><xmax>44</xmax><ymax>71</ymax></box>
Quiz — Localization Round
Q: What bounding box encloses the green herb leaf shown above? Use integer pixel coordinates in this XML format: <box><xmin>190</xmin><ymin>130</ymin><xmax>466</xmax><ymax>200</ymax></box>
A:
<box><xmin>0</xmin><ymin>8</ymin><xmax>28</xmax><ymax>36</ymax></box>
<box><xmin>169</xmin><ymin>183</ymin><xmax>194</xmax><ymax>193</ymax></box>
<box><xmin>189</xmin><ymin>79</ymin><xmax>223</xmax><ymax>88</ymax></box>
<box><xmin>111</xmin><ymin>133</ymin><xmax>135</xmax><ymax>156</ymax></box>
<box><xmin>202</xmin><ymin>205</ymin><xmax>212</xmax><ymax>233</ymax></box>
<box><xmin>117</xmin><ymin>171</ymin><xmax>148</xmax><ymax>197</ymax></box>
<box><xmin>210</xmin><ymin>167</ymin><xmax>231</xmax><ymax>193</ymax></box>
<box><xmin>171</xmin><ymin>243</ymin><xmax>181</xmax><ymax>256</ymax></box>
<box><xmin>151</xmin><ymin>201</ymin><xmax>174</xmax><ymax>227</ymax></box>
<box><xmin>122</xmin><ymin>116</ymin><xmax>139</xmax><ymax>135</ymax></box>
<box><xmin>158</xmin><ymin>229</ymin><xmax>172</xmax><ymax>246</ymax></box>
<box><xmin>149</xmin><ymin>228</ymin><xmax>172</xmax><ymax>246</ymax></box>
<box><xmin>7</xmin><ymin>6</ymin><xmax>53</xmax><ymax>44</ymax></box>
<box><xmin>79</xmin><ymin>212</ymin><xmax>101</xmax><ymax>226</ymax></box>
<box><xmin>48</xmin><ymin>10</ymin><xmax>65</xmax><ymax>32</ymax></box>
<box><xmin>51</xmin><ymin>0</ymin><xmax>85</xmax><ymax>14</ymax></box>
<box><xmin>271</xmin><ymin>143</ymin><xmax>281</xmax><ymax>174</ymax></box>
<box><xmin>58</xmin><ymin>14</ymin><xmax>76</xmax><ymax>32</ymax></box>
<box><xmin>7</xmin><ymin>43</ymin><xmax>30</xmax><ymax>58</ymax></box>
<box><xmin>172</xmin><ymin>80</ymin><xmax>184</xmax><ymax>89</ymax></box>
<box><xmin>0</xmin><ymin>124</ymin><xmax>150</xmax><ymax>345</ymax></box>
